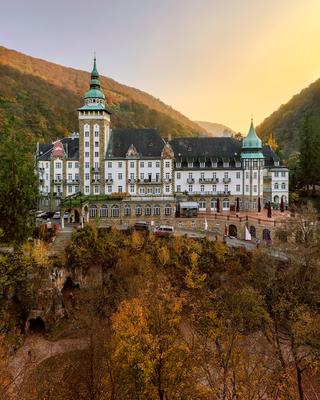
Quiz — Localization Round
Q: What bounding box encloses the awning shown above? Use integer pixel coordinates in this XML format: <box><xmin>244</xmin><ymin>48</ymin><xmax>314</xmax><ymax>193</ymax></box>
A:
<box><xmin>179</xmin><ymin>202</ymin><xmax>198</xmax><ymax>209</ymax></box>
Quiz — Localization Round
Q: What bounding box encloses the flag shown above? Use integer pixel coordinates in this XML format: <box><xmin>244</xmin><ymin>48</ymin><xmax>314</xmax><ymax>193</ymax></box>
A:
<box><xmin>204</xmin><ymin>218</ymin><xmax>208</xmax><ymax>231</ymax></box>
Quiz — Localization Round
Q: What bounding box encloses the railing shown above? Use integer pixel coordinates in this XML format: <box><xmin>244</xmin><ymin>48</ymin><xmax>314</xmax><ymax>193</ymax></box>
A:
<box><xmin>188</xmin><ymin>191</ymin><xmax>231</xmax><ymax>196</ymax></box>
<box><xmin>66</xmin><ymin>179</ymin><xmax>80</xmax><ymax>184</ymax></box>
<box><xmin>105</xmin><ymin>179</ymin><xmax>114</xmax><ymax>183</ymax></box>
<box><xmin>223</xmin><ymin>178</ymin><xmax>231</xmax><ymax>183</ymax></box>
<box><xmin>199</xmin><ymin>178</ymin><xmax>219</xmax><ymax>183</ymax></box>
<box><xmin>52</xmin><ymin>179</ymin><xmax>62</xmax><ymax>184</ymax></box>
<box><xmin>164</xmin><ymin>178</ymin><xmax>172</xmax><ymax>183</ymax></box>
<box><xmin>91</xmin><ymin>178</ymin><xmax>100</xmax><ymax>183</ymax></box>
<box><xmin>137</xmin><ymin>179</ymin><xmax>162</xmax><ymax>185</ymax></box>
<box><xmin>187</xmin><ymin>178</ymin><xmax>195</xmax><ymax>183</ymax></box>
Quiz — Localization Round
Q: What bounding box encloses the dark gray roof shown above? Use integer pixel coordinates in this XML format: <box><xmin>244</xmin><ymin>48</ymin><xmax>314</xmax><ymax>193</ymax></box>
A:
<box><xmin>262</xmin><ymin>145</ymin><xmax>280</xmax><ymax>164</ymax></box>
<box><xmin>37</xmin><ymin>137</ymin><xmax>79</xmax><ymax>161</ymax></box>
<box><xmin>170</xmin><ymin>137</ymin><xmax>242</xmax><ymax>161</ymax></box>
<box><xmin>106</xmin><ymin>128</ymin><xmax>165</xmax><ymax>158</ymax></box>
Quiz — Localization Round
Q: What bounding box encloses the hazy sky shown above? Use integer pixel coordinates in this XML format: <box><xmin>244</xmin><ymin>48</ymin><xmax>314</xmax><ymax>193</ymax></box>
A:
<box><xmin>1</xmin><ymin>0</ymin><xmax>320</xmax><ymax>133</ymax></box>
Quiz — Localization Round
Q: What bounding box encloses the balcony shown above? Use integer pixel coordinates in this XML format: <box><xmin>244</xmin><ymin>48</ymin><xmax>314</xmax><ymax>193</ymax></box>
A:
<box><xmin>223</xmin><ymin>178</ymin><xmax>231</xmax><ymax>183</ymax></box>
<box><xmin>138</xmin><ymin>179</ymin><xmax>162</xmax><ymax>185</ymax></box>
<box><xmin>66</xmin><ymin>179</ymin><xmax>80</xmax><ymax>185</ymax></box>
<box><xmin>52</xmin><ymin>179</ymin><xmax>62</xmax><ymax>184</ymax></box>
<box><xmin>91</xmin><ymin>178</ymin><xmax>100</xmax><ymax>183</ymax></box>
<box><xmin>105</xmin><ymin>178</ymin><xmax>114</xmax><ymax>183</ymax></box>
<box><xmin>188</xmin><ymin>190</ymin><xmax>231</xmax><ymax>196</ymax></box>
<box><xmin>187</xmin><ymin>178</ymin><xmax>195</xmax><ymax>183</ymax></box>
<box><xmin>91</xmin><ymin>167</ymin><xmax>100</xmax><ymax>173</ymax></box>
<box><xmin>199</xmin><ymin>177</ymin><xmax>219</xmax><ymax>183</ymax></box>
<box><xmin>164</xmin><ymin>178</ymin><xmax>172</xmax><ymax>183</ymax></box>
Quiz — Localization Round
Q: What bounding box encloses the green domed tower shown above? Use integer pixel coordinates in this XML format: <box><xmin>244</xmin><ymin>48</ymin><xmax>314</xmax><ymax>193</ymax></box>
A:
<box><xmin>78</xmin><ymin>57</ymin><xmax>111</xmax><ymax>196</ymax></box>
<box><xmin>240</xmin><ymin>119</ymin><xmax>265</xmax><ymax>211</ymax></box>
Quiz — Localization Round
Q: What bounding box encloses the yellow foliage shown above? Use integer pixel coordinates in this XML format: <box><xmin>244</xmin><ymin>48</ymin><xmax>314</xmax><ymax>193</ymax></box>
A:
<box><xmin>266</xmin><ymin>133</ymin><xmax>278</xmax><ymax>150</ymax></box>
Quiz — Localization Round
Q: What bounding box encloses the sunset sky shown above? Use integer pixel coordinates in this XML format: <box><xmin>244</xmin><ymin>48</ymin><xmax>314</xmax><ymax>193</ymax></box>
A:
<box><xmin>1</xmin><ymin>0</ymin><xmax>320</xmax><ymax>133</ymax></box>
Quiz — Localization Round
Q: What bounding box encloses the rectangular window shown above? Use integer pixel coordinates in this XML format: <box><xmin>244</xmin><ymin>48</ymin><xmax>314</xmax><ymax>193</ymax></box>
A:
<box><xmin>75</xmin><ymin>173</ymin><xmax>79</xmax><ymax>180</ymax></box>
<box><xmin>165</xmin><ymin>172</ymin><xmax>170</xmax><ymax>179</ymax></box>
<box><xmin>85</xmin><ymin>131</ymin><xmax>89</xmax><ymax>137</ymax></box>
<box><xmin>253</xmin><ymin>185</ymin><xmax>257</xmax><ymax>193</ymax></box>
<box><xmin>130</xmin><ymin>185</ymin><xmax>134</xmax><ymax>193</ymax></box>
<box><xmin>236</xmin><ymin>184</ymin><xmax>240</xmax><ymax>192</ymax></box>
<box><xmin>68</xmin><ymin>162</ymin><xmax>72</xmax><ymax>168</ymax></box>
<box><xmin>56</xmin><ymin>162</ymin><xmax>62</xmax><ymax>169</ymax></box>
<box><xmin>140</xmin><ymin>173</ymin><xmax>144</xmax><ymax>180</ymax></box>
<box><xmin>246</xmin><ymin>172</ymin><xmax>249</xmax><ymax>179</ymax></box>
<box><xmin>118</xmin><ymin>186</ymin><xmax>122</xmax><ymax>193</ymax></box>
<box><xmin>118</xmin><ymin>162</ymin><xmax>122</xmax><ymax>168</ymax></box>
<box><xmin>108</xmin><ymin>162</ymin><xmax>112</xmax><ymax>168</ymax></box>
<box><xmin>253</xmin><ymin>172</ymin><xmax>257</xmax><ymax>179</ymax></box>
<box><xmin>147</xmin><ymin>187</ymin><xmax>153</xmax><ymax>194</ymax></box>
<box><xmin>201</xmin><ymin>184</ymin><xmax>204</xmax><ymax>192</ymax></box>
<box><xmin>156</xmin><ymin>161</ymin><xmax>160</xmax><ymax>168</ymax></box>
<box><xmin>68</xmin><ymin>185</ymin><xmax>72</xmax><ymax>193</ymax></box>
<box><xmin>95</xmin><ymin>152</ymin><xmax>99</xmax><ymax>157</ymax></box>
<box><xmin>177</xmin><ymin>185</ymin><xmax>181</xmax><ymax>192</ymax></box>
<box><xmin>68</xmin><ymin>173</ymin><xmax>72</xmax><ymax>181</ymax></box>
<box><xmin>281</xmin><ymin>171</ymin><xmax>286</xmax><ymax>177</ymax></box>
<box><xmin>224</xmin><ymin>185</ymin><xmax>228</xmax><ymax>193</ymax></box>
<box><xmin>95</xmin><ymin>141</ymin><xmax>99</xmax><ymax>147</ymax></box>
<box><xmin>85</xmin><ymin>152</ymin><xmax>89</xmax><ymax>158</ymax></box>
<box><xmin>108</xmin><ymin>173</ymin><xmax>112</xmax><ymax>179</ymax></box>
<box><xmin>281</xmin><ymin>183</ymin><xmax>286</xmax><ymax>189</ymax></box>
<box><xmin>85</xmin><ymin>186</ymin><xmax>90</xmax><ymax>194</ymax></box>
<box><xmin>75</xmin><ymin>162</ymin><xmax>79</xmax><ymax>169</ymax></box>
<box><xmin>85</xmin><ymin>173</ymin><xmax>90</xmax><ymax>180</ymax></box>
<box><xmin>94</xmin><ymin>162</ymin><xmax>99</xmax><ymax>169</ymax></box>
<box><xmin>177</xmin><ymin>172</ymin><xmax>181</xmax><ymax>179</ymax></box>
<box><xmin>236</xmin><ymin>172</ymin><xmax>240</xmax><ymax>179</ymax></box>
<box><xmin>130</xmin><ymin>161</ymin><xmax>134</xmax><ymax>168</ymax></box>
<box><xmin>118</xmin><ymin>173</ymin><xmax>122</xmax><ymax>180</ymax></box>
<box><xmin>274</xmin><ymin>183</ymin><xmax>279</xmax><ymax>189</ymax></box>
<box><xmin>212</xmin><ymin>184</ymin><xmax>216</xmax><ymax>192</ymax></box>
<box><xmin>108</xmin><ymin>185</ymin><xmax>112</xmax><ymax>193</ymax></box>
<box><xmin>188</xmin><ymin>162</ymin><xmax>193</xmax><ymax>168</ymax></box>
<box><xmin>139</xmin><ymin>187</ymin><xmax>145</xmax><ymax>194</ymax></box>
<box><xmin>155</xmin><ymin>187</ymin><xmax>161</xmax><ymax>194</ymax></box>
<box><xmin>188</xmin><ymin>184</ymin><xmax>193</xmax><ymax>192</ymax></box>
<box><xmin>85</xmin><ymin>141</ymin><xmax>89</xmax><ymax>148</ymax></box>
<box><xmin>246</xmin><ymin>185</ymin><xmax>249</xmax><ymax>192</ymax></box>
<box><xmin>165</xmin><ymin>185</ymin><xmax>170</xmax><ymax>192</ymax></box>
<box><xmin>148</xmin><ymin>162</ymin><xmax>152</xmax><ymax>168</ymax></box>
<box><xmin>200</xmin><ymin>162</ymin><xmax>205</xmax><ymax>168</ymax></box>
<box><xmin>94</xmin><ymin>186</ymin><xmax>99</xmax><ymax>194</ymax></box>
<box><xmin>188</xmin><ymin>172</ymin><xmax>193</xmax><ymax>179</ymax></box>
<box><xmin>200</xmin><ymin>172</ymin><xmax>204</xmax><ymax>179</ymax></box>
<box><xmin>165</xmin><ymin>161</ymin><xmax>170</xmax><ymax>168</ymax></box>
<box><xmin>212</xmin><ymin>172</ymin><xmax>216</xmax><ymax>179</ymax></box>
<box><xmin>94</xmin><ymin>131</ymin><xmax>99</xmax><ymax>137</ymax></box>
<box><xmin>274</xmin><ymin>172</ymin><xmax>279</xmax><ymax>177</ymax></box>
<box><xmin>224</xmin><ymin>172</ymin><xmax>228</xmax><ymax>179</ymax></box>
<box><xmin>130</xmin><ymin>173</ymin><xmax>134</xmax><ymax>180</ymax></box>
<box><xmin>140</xmin><ymin>162</ymin><xmax>144</xmax><ymax>168</ymax></box>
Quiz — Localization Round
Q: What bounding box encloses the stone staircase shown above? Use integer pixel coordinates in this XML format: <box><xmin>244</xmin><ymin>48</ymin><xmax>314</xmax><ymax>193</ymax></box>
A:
<box><xmin>49</xmin><ymin>226</ymin><xmax>74</xmax><ymax>255</ymax></box>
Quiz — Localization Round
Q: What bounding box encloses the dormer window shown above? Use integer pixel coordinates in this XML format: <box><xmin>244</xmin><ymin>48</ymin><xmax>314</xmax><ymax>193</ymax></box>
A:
<box><xmin>176</xmin><ymin>162</ymin><xmax>181</xmax><ymax>168</ymax></box>
<box><xmin>200</xmin><ymin>162</ymin><xmax>205</xmax><ymax>168</ymax></box>
<box><xmin>188</xmin><ymin>162</ymin><xmax>193</xmax><ymax>168</ymax></box>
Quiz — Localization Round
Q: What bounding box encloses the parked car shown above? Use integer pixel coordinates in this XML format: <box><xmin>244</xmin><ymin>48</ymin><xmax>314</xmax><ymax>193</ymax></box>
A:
<box><xmin>132</xmin><ymin>221</ymin><xmax>149</xmax><ymax>232</ymax></box>
<box><xmin>52</xmin><ymin>211</ymin><xmax>61</xmax><ymax>219</ymax></box>
<box><xmin>154</xmin><ymin>225</ymin><xmax>175</xmax><ymax>237</ymax></box>
<box><xmin>35</xmin><ymin>210</ymin><xmax>47</xmax><ymax>218</ymax></box>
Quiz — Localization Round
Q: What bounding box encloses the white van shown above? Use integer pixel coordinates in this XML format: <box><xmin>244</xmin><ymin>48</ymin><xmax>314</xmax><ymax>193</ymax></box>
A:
<box><xmin>154</xmin><ymin>225</ymin><xmax>175</xmax><ymax>237</ymax></box>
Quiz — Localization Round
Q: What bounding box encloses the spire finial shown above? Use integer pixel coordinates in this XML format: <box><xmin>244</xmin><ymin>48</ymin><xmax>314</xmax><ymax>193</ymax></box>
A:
<box><xmin>94</xmin><ymin>50</ymin><xmax>96</xmax><ymax>62</ymax></box>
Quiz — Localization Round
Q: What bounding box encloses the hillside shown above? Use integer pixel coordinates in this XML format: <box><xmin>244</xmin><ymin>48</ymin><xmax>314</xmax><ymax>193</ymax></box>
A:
<box><xmin>0</xmin><ymin>46</ymin><xmax>203</xmax><ymax>141</ymax></box>
<box><xmin>195</xmin><ymin>120</ymin><xmax>236</xmax><ymax>137</ymax></box>
<box><xmin>257</xmin><ymin>77</ymin><xmax>320</xmax><ymax>157</ymax></box>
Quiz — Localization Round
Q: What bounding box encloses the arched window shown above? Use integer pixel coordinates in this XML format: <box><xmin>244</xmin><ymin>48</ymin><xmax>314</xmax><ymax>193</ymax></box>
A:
<box><xmin>281</xmin><ymin>195</ymin><xmax>287</xmax><ymax>203</ymax></box>
<box><xmin>124</xmin><ymin>204</ymin><xmax>131</xmax><ymax>216</ymax></box>
<box><xmin>145</xmin><ymin>205</ymin><xmax>152</xmax><ymax>216</ymax></box>
<box><xmin>135</xmin><ymin>204</ymin><xmax>142</xmax><ymax>216</ymax></box>
<box><xmin>199</xmin><ymin>200</ymin><xmax>206</xmax><ymax>210</ymax></box>
<box><xmin>153</xmin><ymin>205</ymin><xmax>161</xmax><ymax>216</ymax></box>
<box><xmin>210</xmin><ymin>198</ymin><xmax>217</xmax><ymax>210</ymax></box>
<box><xmin>164</xmin><ymin>204</ymin><xmax>172</xmax><ymax>216</ymax></box>
<box><xmin>111</xmin><ymin>205</ymin><xmax>119</xmax><ymax>218</ymax></box>
<box><xmin>281</xmin><ymin>183</ymin><xmax>286</xmax><ymax>189</ymax></box>
<box><xmin>222</xmin><ymin>198</ymin><xmax>229</xmax><ymax>210</ymax></box>
<box><xmin>273</xmin><ymin>195</ymin><xmax>279</xmax><ymax>204</ymax></box>
<box><xmin>250</xmin><ymin>225</ymin><xmax>256</xmax><ymax>238</ymax></box>
<box><xmin>89</xmin><ymin>205</ymin><xmax>97</xmax><ymax>218</ymax></box>
<box><xmin>100</xmin><ymin>205</ymin><xmax>108</xmax><ymax>218</ymax></box>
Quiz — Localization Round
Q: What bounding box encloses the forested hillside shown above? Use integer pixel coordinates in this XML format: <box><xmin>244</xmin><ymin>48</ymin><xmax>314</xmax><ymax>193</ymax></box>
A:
<box><xmin>0</xmin><ymin>46</ymin><xmax>203</xmax><ymax>142</ymax></box>
<box><xmin>257</xmin><ymin>78</ymin><xmax>320</xmax><ymax>157</ymax></box>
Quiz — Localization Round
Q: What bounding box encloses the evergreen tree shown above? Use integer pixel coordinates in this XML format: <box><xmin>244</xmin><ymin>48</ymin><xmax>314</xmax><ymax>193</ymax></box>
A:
<box><xmin>299</xmin><ymin>115</ymin><xmax>320</xmax><ymax>194</ymax></box>
<box><xmin>0</xmin><ymin>118</ymin><xmax>38</xmax><ymax>243</ymax></box>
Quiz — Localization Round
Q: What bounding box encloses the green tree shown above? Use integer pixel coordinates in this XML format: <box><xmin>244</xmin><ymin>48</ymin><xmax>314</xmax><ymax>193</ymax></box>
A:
<box><xmin>0</xmin><ymin>118</ymin><xmax>38</xmax><ymax>243</ymax></box>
